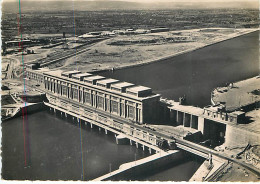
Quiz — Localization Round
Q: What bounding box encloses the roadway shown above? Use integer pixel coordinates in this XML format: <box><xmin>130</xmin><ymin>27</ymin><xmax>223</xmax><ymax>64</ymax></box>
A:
<box><xmin>40</xmin><ymin>38</ymin><xmax>107</xmax><ymax>67</ymax></box>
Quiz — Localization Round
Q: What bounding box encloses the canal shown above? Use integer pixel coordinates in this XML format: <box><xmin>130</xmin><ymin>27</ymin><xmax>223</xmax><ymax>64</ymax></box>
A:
<box><xmin>98</xmin><ymin>31</ymin><xmax>259</xmax><ymax>107</ymax></box>
<box><xmin>2</xmin><ymin>31</ymin><xmax>258</xmax><ymax>181</ymax></box>
<box><xmin>2</xmin><ymin>111</ymin><xmax>202</xmax><ymax>181</ymax></box>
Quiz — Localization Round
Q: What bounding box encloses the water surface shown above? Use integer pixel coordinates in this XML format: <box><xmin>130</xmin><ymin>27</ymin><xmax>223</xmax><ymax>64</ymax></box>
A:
<box><xmin>2</xmin><ymin>111</ymin><xmax>202</xmax><ymax>181</ymax></box>
<box><xmin>98</xmin><ymin>31</ymin><xmax>259</xmax><ymax>107</ymax></box>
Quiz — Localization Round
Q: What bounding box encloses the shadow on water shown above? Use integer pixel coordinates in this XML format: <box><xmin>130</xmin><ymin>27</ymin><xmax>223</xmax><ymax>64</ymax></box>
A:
<box><xmin>2</xmin><ymin>110</ymin><xmax>203</xmax><ymax>181</ymax></box>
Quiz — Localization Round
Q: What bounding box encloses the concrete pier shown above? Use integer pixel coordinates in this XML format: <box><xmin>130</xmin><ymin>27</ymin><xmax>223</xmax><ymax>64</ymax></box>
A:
<box><xmin>116</xmin><ymin>134</ymin><xmax>129</xmax><ymax>145</ymax></box>
<box><xmin>190</xmin><ymin>156</ymin><xmax>227</xmax><ymax>182</ymax></box>
<box><xmin>149</xmin><ymin>148</ymin><xmax>152</xmax><ymax>154</ymax></box>
<box><xmin>142</xmin><ymin>145</ymin><xmax>145</xmax><ymax>151</ymax></box>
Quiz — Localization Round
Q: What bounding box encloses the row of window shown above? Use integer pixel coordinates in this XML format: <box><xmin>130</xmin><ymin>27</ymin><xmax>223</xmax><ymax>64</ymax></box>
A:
<box><xmin>45</xmin><ymin>79</ymin><xmax>142</xmax><ymax>122</ymax></box>
<box><xmin>204</xmin><ymin>109</ymin><xmax>236</xmax><ymax>122</ymax></box>
<box><xmin>27</xmin><ymin>71</ymin><xmax>44</xmax><ymax>83</ymax></box>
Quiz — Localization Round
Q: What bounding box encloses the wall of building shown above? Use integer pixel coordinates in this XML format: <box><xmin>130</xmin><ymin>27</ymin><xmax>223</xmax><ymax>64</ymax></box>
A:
<box><xmin>144</xmin><ymin>98</ymin><xmax>167</xmax><ymax>124</ymax></box>
<box><xmin>46</xmin><ymin>93</ymin><xmax>164</xmax><ymax>146</ymax></box>
<box><xmin>225</xmin><ymin>125</ymin><xmax>260</xmax><ymax>147</ymax></box>
<box><xmin>41</xmin><ymin>72</ymin><xmax>161</xmax><ymax>125</ymax></box>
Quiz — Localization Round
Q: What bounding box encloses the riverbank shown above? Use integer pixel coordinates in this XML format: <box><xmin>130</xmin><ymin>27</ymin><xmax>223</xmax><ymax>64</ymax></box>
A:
<box><xmin>53</xmin><ymin>28</ymin><xmax>258</xmax><ymax>72</ymax></box>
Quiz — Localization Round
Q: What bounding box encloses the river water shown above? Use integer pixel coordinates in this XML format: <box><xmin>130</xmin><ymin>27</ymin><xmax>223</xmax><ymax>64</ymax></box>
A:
<box><xmin>2</xmin><ymin>31</ymin><xmax>258</xmax><ymax>181</ymax></box>
<box><xmin>98</xmin><ymin>31</ymin><xmax>259</xmax><ymax>107</ymax></box>
<box><xmin>2</xmin><ymin>111</ymin><xmax>202</xmax><ymax>181</ymax></box>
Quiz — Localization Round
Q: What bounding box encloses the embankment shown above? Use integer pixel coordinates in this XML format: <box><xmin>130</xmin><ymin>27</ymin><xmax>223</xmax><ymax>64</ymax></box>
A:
<box><xmin>94</xmin><ymin>29</ymin><xmax>259</xmax><ymax>73</ymax></box>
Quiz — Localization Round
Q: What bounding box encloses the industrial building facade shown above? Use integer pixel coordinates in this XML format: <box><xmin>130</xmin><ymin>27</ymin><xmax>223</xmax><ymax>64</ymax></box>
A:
<box><xmin>26</xmin><ymin>67</ymin><xmax>161</xmax><ymax>125</ymax></box>
<box><xmin>26</xmin><ymin>66</ymin><xmax>250</xmax><ymax>148</ymax></box>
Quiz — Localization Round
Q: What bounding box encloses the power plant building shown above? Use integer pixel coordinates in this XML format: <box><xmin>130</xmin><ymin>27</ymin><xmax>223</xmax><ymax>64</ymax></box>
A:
<box><xmin>26</xmin><ymin>68</ymin><xmax>161</xmax><ymax>125</ymax></box>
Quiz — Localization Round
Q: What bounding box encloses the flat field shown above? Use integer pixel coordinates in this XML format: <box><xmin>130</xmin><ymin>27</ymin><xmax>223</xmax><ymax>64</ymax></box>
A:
<box><xmin>48</xmin><ymin>28</ymin><xmax>258</xmax><ymax>72</ymax></box>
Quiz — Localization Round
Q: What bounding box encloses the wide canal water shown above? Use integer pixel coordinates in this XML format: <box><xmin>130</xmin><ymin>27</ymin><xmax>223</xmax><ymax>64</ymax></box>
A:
<box><xmin>2</xmin><ymin>31</ymin><xmax>258</xmax><ymax>181</ymax></box>
<box><xmin>98</xmin><ymin>31</ymin><xmax>259</xmax><ymax>107</ymax></box>
<box><xmin>2</xmin><ymin>111</ymin><xmax>202</xmax><ymax>181</ymax></box>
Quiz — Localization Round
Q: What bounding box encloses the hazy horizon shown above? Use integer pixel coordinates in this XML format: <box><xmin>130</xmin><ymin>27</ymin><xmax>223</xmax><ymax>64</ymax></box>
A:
<box><xmin>1</xmin><ymin>0</ymin><xmax>258</xmax><ymax>12</ymax></box>
<box><xmin>2</xmin><ymin>0</ymin><xmax>259</xmax><ymax>3</ymax></box>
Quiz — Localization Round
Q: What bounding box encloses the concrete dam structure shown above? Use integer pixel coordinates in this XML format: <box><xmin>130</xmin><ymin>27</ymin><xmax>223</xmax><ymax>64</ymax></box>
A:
<box><xmin>25</xmin><ymin>64</ymin><xmax>260</xmax><ymax>179</ymax></box>
<box><xmin>26</xmin><ymin>64</ymin><xmax>254</xmax><ymax>149</ymax></box>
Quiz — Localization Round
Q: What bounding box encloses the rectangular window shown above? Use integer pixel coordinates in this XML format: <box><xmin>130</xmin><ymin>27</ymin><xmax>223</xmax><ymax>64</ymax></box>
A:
<box><xmin>58</xmin><ymin>84</ymin><xmax>62</xmax><ymax>94</ymax></box>
<box><xmin>127</xmin><ymin>91</ymin><xmax>137</xmax><ymax>96</ymax></box>
<box><xmin>84</xmin><ymin>92</ymin><xmax>91</xmax><ymax>104</ymax></box>
<box><xmin>111</xmin><ymin>101</ymin><xmax>118</xmax><ymax>114</ymax></box>
<box><xmin>62</xmin><ymin>85</ymin><xmax>67</xmax><ymax>97</ymax></box>
<box><xmin>97</xmin><ymin>96</ymin><xmax>104</xmax><ymax>109</ymax></box>
<box><xmin>56</xmin><ymin>83</ymin><xmax>60</xmax><ymax>94</ymax></box>
<box><xmin>48</xmin><ymin>81</ymin><xmax>50</xmax><ymax>90</ymax></box>
<box><xmin>53</xmin><ymin>82</ymin><xmax>56</xmax><ymax>93</ymax></box>
<box><xmin>50</xmin><ymin>81</ymin><xmax>53</xmax><ymax>91</ymax></box>
<box><xmin>73</xmin><ymin>88</ymin><xmax>78</xmax><ymax>100</ymax></box>
<box><xmin>111</xmin><ymin>87</ymin><xmax>121</xmax><ymax>92</ymax></box>
<box><xmin>128</xmin><ymin>106</ymin><xmax>135</xmax><ymax>119</ymax></box>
